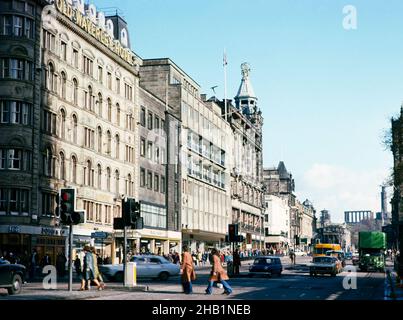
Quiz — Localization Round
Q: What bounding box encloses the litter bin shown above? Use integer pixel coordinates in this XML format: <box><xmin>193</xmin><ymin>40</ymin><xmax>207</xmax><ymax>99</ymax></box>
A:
<box><xmin>124</xmin><ymin>262</ymin><xmax>137</xmax><ymax>287</ymax></box>
<box><xmin>227</xmin><ymin>261</ymin><xmax>234</xmax><ymax>277</ymax></box>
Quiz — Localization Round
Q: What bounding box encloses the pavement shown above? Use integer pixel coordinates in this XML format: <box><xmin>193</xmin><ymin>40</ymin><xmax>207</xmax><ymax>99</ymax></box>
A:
<box><xmin>384</xmin><ymin>259</ymin><xmax>403</xmax><ymax>300</ymax></box>
<box><xmin>0</xmin><ymin>256</ymin><xmax>393</xmax><ymax>300</ymax></box>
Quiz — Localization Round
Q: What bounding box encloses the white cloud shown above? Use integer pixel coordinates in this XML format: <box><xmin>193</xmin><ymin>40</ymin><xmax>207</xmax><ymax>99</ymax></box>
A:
<box><xmin>296</xmin><ymin>163</ymin><xmax>389</xmax><ymax>223</ymax></box>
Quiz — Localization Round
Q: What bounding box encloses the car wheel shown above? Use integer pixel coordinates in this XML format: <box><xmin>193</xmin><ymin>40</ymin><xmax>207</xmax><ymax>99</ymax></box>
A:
<box><xmin>159</xmin><ymin>272</ymin><xmax>169</xmax><ymax>281</ymax></box>
<box><xmin>114</xmin><ymin>272</ymin><xmax>124</xmax><ymax>282</ymax></box>
<box><xmin>7</xmin><ymin>274</ymin><xmax>22</xmax><ymax>295</ymax></box>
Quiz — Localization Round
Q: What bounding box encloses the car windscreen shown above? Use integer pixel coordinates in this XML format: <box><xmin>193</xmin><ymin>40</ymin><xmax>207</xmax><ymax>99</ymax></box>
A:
<box><xmin>313</xmin><ymin>257</ymin><xmax>334</xmax><ymax>264</ymax></box>
<box><xmin>254</xmin><ymin>258</ymin><xmax>271</xmax><ymax>265</ymax></box>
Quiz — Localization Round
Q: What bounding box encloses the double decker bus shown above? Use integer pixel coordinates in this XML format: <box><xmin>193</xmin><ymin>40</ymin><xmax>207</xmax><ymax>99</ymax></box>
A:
<box><xmin>313</xmin><ymin>243</ymin><xmax>342</xmax><ymax>258</ymax></box>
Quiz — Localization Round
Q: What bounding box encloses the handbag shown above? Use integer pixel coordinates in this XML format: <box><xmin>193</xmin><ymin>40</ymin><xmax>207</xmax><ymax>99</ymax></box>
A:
<box><xmin>191</xmin><ymin>269</ymin><xmax>196</xmax><ymax>281</ymax></box>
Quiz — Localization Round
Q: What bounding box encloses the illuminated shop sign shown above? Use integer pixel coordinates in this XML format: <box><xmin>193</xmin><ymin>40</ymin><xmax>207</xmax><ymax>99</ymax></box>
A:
<box><xmin>55</xmin><ymin>0</ymin><xmax>135</xmax><ymax>66</ymax></box>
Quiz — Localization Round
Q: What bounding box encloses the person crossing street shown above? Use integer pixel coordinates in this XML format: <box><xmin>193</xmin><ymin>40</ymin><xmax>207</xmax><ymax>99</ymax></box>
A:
<box><xmin>205</xmin><ymin>248</ymin><xmax>233</xmax><ymax>295</ymax></box>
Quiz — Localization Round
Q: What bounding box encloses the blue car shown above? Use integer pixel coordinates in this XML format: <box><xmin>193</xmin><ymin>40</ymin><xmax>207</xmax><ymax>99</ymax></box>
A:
<box><xmin>248</xmin><ymin>256</ymin><xmax>283</xmax><ymax>277</ymax></box>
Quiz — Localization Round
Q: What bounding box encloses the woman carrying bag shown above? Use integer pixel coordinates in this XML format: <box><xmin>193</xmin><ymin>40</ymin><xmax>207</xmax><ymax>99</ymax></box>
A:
<box><xmin>180</xmin><ymin>245</ymin><xmax>196</xmax><ymax>294</ymax></box>
<box><xmin>205</xmin><ymin>248</ymin><xmax>233</xmax><ymax>295</ymax></box>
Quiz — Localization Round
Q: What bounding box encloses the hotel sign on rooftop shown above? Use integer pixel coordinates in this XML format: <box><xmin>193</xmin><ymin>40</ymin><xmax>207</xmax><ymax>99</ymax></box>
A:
<box><xmin>55</xmin><ymin>0</ymin><xmax>136</xmax><ymax>66</ymax></box>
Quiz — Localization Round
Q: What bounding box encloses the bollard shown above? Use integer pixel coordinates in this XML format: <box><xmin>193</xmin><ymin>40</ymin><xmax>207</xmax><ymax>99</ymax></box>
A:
<box><xmin>124</xmin><ymin>262</ymin><xmax>137</xmax><ymax>287</ymax></box>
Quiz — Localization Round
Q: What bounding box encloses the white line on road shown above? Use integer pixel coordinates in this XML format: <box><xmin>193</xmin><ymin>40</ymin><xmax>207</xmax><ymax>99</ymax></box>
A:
<box><xmin>326</xmin><ymin>291</ymin><xmax>343</xmax><ymax>300</ymax></box>
<box><xmin>299</xmin><ymin>293</ymin><xmax>306</xmax><ymax>298</ymax></box>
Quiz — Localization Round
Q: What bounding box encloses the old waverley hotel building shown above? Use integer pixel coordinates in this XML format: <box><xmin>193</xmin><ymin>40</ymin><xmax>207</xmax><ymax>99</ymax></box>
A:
<box><xmin>0</xmin><ymin>0</ymin><xmax>265</xmax><ymax>264</ymax></box>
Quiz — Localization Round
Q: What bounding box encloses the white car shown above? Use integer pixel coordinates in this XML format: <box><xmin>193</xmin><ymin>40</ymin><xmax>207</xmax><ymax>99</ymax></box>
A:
<box><xmin>293</xmin><ymin>249</ymin><xmax>307</xmax><ymax>256</ymax></box>
<box><xmin>99</xmin><ymin>255</ymin><xmax>180</xmax><ymax>281</ymax></box>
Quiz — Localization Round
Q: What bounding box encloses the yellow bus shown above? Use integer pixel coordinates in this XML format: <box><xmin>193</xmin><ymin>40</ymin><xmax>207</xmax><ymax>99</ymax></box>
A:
<box><xmin>313</xmin><ymin>243</ymin><xmax>342</xmax><ymax>258</ymax></box>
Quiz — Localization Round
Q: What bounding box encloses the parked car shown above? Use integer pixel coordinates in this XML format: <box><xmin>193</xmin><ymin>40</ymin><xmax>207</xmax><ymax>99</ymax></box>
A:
<box><xmin>248</xmin><ymin>256</ymin><xmax>283</xmax><ymax>277</ymax></box>
<box><xmin>294</xmin><ymin>249</ymin><xmax>307</xmax><ymax>257</ymax></box>
<box><xmin>309</xmin><ymin>256</ymin><xmax>342</xmax><ymax>277</ymax></box>
<box><xmin>99</xmin><ymin>255</ymin><xmax>180</xmax><ymax>281</ymax></box>
<box><xmin>0</xmin><ymin>258</ymin><xmax>26</xmax><ymax>295</ymax></box>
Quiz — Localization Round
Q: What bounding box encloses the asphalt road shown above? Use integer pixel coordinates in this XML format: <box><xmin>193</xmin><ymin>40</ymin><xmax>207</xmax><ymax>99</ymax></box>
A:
<box><xmin>0</xmin><ymin>256</ymin><xmax>387</xmax><ymax>300</ymax></box>
<box><xmin>89</xmin><ymin>257</ymin><xmax>386</xmax><ymax>300</ymax></box>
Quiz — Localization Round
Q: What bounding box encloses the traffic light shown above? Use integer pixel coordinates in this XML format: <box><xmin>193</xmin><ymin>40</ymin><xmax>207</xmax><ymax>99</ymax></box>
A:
<box><xmin>71</xmin><ymin>210</ymin><xmax>85</xmax><ymax>225</ymax></box>
<box><xmin>60</xmin><ymin>188</ymin><xmax>76</xmax><ymax>224</ymax></box>
<box><xmin>122</xmin><ymin>198</ymin><xmax>142</xmax><ymax>228</ymax></box>
<box><xmin>114</xmin><ymin>217</ymin><xmax>125</xmax><ymax>230</ymax></box>
<box><xmin>295</xmin><ymin>235</ymin><xmax>300</xmax><ymax>245</ymax></box>
<box><xmin>228</xmin><ymin>224</ymin><xmax>238</xmax><ymax>242</ymax></box>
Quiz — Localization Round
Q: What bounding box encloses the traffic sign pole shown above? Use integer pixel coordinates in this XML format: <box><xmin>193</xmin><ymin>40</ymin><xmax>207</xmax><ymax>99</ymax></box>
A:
<box><xmin>123</xmin><ymin>225</ymin><xmax>127</xmax><ymax>286</ymax></box>
<box><xmin>68</xmin><ymin>224</ymin><xmax>73</xmax><ymax>292</ymax></box>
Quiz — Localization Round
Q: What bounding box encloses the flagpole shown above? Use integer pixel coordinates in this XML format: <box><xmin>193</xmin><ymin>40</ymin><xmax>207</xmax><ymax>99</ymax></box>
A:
<box><xmin>223</xmin><ymin>49</ymin><xmax>228</xmax><ymax>122</ymax></box>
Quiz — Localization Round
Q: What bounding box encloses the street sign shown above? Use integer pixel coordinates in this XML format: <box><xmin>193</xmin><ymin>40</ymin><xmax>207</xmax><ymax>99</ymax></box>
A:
<box><xmin>91</xmin><ymin>231</ymin><xmax>109</xmax><ymax>239</ymax></box>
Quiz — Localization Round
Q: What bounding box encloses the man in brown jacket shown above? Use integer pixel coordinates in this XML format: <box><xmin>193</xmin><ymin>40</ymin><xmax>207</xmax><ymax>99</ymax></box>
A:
<box><xmin>205</xmin><ymin>248</ymin><xmax>233</xmax><ymax>295</ymax></box>
<box><xmin>180</xmin><ymin>245</ymin><xmax>195</xmax><ymax>294</ymax></box>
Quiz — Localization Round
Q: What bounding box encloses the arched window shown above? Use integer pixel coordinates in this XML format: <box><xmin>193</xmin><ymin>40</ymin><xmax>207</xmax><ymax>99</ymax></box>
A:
<box><xmin>85</xmin><ymin>160</ymin><xmax>93</xmax><ymax>186</ymax></box>
<box><xmin>115</xmin><ymin>134</ymin><xmax>120</xmax><ymax>159</ymax></box>
<box><xmin>43</xmin><ymin>147</ymin><xmax>52</xmax><ymax>176</ymax></box>
<box><xmin>47</xmin><ymin>63</ymin><xmax>55</xmax><ymax>91</ymax></box>
<box><xmin>59</xmin><ymin>152</ymin><xmax>65</xmax><ymax>180</ymax></box>
<box><xmin>61</xmin><ymin>71</ymin><xmax>67</xmax><ymax>99</ymax></box>
<box><xmin>106</xmin><ymin>130</ymin><xmax>111</xmax><ymax>155</ymax></box>
<box><xmin>116</xmin><ymin>103</ymin><xmax>120</xmax><ymax>126</ymax></box>
<box><xmin>115</xmin><ymin>170</ymin><xmax>120</xmax><ymax>194</ymax></box>
<box><xmin>127</xmin><ymin>173</ymin><xmax>132</xmax><ymax>196</ymax></box>
<box><xmin>72</xmin><ymin>155</ymin><xmax>77</xmax><ymax>183</ymax></box>
<box><xmin>107</xmin><ymin>98</ymin><xmax>112</xmax><ymax>122</ymax></box>
<box><xmin>106</xmin><ymin>167</ymin><xmax>111</xmax><ymax>192</ymax></box>
<box><xmin>97</xmin><ymin>126</ymin><xmax>102</xmax><ymax>152</ymax></box>
<box><xmin>73</xmin><ymin>78</ymin><xmax>78</xmax><ymax>105</ymax></box>
<box><xmin>97</xmin><ymin>92</ymin><xmax>103</xmax><ymax>117</ymax></box>
<box><xmin>72</xmin><ymin>114</ymin><xmax>78</xmax><ymax>143</ymax></box>
<box><xmin>88</xmin><ymin>85</ymin><xmax>93</xmax><ymax>111</ymax></box>
<box><xmin>97</xmin><ymin>164</ymin><xmax>102</xmax><ymax>189</ymax></box>
<box><xmin>60</xmin><ymin>109</ymin><xmax>66</xmax><ymax>139</ymax></box>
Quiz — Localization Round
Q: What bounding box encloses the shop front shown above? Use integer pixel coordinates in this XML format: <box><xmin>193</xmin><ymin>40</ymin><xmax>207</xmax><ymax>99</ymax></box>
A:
<box><xmin>0</xmin><ymin>225</ymin><xmax>68</xmax><ymax>267</ymax></box>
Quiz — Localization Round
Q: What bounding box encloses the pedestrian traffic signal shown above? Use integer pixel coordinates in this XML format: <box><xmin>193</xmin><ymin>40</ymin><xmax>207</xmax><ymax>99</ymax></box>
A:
<box><xmin>60</xmin><ymin>188</ymin><xmax>76</xmax><ymax>224</ymax></box>
<box><xmin>228</xmin><ymin>224</ymin><xmax>239</xmax><ymax>242</ymax></box>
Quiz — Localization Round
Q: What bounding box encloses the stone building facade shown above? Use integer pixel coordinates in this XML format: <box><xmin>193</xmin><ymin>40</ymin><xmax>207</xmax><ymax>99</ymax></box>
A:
<box><xmin>0</xmin><ymin>0</ymin><xmax>184</xmax><ymax>264</ymax></box>
<box><xmin>226</xmin><ymin>63</ymin><xmax>265</xmax><ymax>250</ymax></box>
<box><xmin>139</xmin><ymin>59</ymin><xmax>232</xmax><ymax>253</ymax></box>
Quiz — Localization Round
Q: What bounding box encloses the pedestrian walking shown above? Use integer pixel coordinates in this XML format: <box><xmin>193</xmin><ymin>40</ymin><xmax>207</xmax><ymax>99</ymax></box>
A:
<box><xmin>79</xmin><ymin>246</ymin><xmax>102</xmax><ymax>291</ymax></box>
<box><xmin>233</xmin><ymin>249</ymin><xmax>241</xmax><ymax>276</ymax></box>
<box><xmin>91</xmin><ymin>247</ymin><xmax>105</xmax><ymax>290</ymax></box>
<box><xmin>56</xmin><ymin>251</ymin><xmax>67</xmax><ymax>278</ymax></box>
<box><xmin>180</xmin><ymin>245</ymin><xmax>196</xmax><ymax>294</ymax></box>
<box><xmin>205</xmin><ymin>248</ymin><xmax>233</xmax><ymax>295</ymax></box>
<box><xmin>74</xmin><ymin>255</ymin><xmax>81</xmax><ymax>278</ymax></box>
<box><xmin>41</xmin><ymin>253</ymin><xmax>51</xmax><ymax>268</ymax></box>
<box><xmin>29</xmin><ymin>249</ymin><xmax>39</xmax><ymax>280</ymax></box>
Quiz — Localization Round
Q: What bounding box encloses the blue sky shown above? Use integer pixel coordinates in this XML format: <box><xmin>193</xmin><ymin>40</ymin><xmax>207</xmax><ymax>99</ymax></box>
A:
<box><xmin>92</xmin><ymin>0</ymin><xmax>402</xmax><ymax>222</ymax></box>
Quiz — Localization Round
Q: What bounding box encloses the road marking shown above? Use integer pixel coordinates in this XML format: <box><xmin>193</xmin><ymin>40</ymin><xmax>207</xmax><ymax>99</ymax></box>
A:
<box><xmin>326</xmin><ymin>291</ymin><xmax>343</xmax><ymax>300</ymax></box>
<box><xmin>299</xmin><ymin>293</ymin><xmax>306</xmax><ymax>297</ymax></box>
